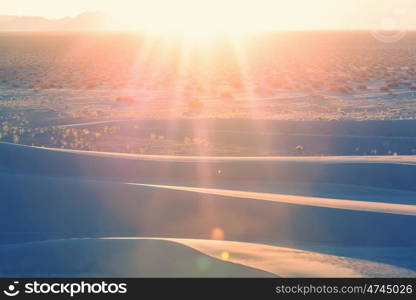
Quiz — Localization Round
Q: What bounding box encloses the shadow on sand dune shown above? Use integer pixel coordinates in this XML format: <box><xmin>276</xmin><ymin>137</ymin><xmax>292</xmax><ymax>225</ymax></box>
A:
<box><xmin>0</xmin><ymin>238</ymin><xmax>275</xmax><ymax>277</ymax></box>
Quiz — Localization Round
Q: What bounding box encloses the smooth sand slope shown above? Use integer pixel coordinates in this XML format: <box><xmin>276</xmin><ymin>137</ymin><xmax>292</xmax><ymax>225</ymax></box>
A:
<box><xmin>0</xmin><ymin>239</ymin><xmax>274</xmax><ymax>277</ymax></box>
<box><xmin>169</xmin><ymin>239</ymin><xmax>416</xmax><ymax>278</ymax></box>
<box><xmin>1</xmin><ymin>142</ymin><xmax>416</xmax><ymax>277</ymax></box>
<box><xmin>1</xmin><ymin>238</ymin><xmax>414</xmax><ymax>278</ymax></box>
<box><xmin>1</xmin><ymin>142</ymin><xmax>416</xmax><ymax>191</ymax></box>
<box><xmin>129</xmin><ymin>183</ymin><xmax>416</xmax><ymax>216</ymax></box>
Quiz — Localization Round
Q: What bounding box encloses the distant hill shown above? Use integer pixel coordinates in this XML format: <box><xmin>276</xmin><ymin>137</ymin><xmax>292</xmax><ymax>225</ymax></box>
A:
<box><xmin>0</xmin><ymin>12</ymin><xmax>106</xmax><ymax>32</ymax></box>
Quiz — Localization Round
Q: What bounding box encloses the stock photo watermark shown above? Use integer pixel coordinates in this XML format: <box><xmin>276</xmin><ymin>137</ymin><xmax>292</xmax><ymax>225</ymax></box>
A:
<box><xmin>2</xmin><ymin>281</ymin><xmax>127</xmax><ymax>297</ymax></box>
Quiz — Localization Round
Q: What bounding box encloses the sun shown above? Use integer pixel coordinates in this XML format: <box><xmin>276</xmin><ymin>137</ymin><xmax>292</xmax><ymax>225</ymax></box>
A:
<box><xmin>105</xmin><ymin>0</ymin><xmax>274</xmax><ymax>41</ymax></box>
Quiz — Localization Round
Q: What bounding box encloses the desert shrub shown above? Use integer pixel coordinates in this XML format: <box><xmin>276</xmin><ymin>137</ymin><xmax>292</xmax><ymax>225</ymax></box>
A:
<box><xmin>116</xmin><ymin>96</ymin><xmax>135</xmax><ymax>104</ymax></box>
<box><xmin>357</xmin><ymin>84</ymin><xmax>367</xmax><ymax>90</ymax></box>
<box><xmin>380</xmin><ymin>85</ymin><xmax>390</xmax><ymax>92</ymax></box>
<box><xmin>383</xmin><ymin>80</ymin><xmax>400</xmax><ymax>89</ymax></box>
<box><xmin>308</xmin><ymin>92</ymin><xmax>325</xmax><ymax>99</ymax></box>
<box><xmin>186</xmin><ymin>98</ymin><xmax>204</xmax><ymax>110</ymax></box>
<box><xmin>219</xmin><ymin>91</ymin><xmax>234</xmax><ymax>100</ymax></box>
<box><xmin>326</xmin><ymin>84</ymin><xmax>352</xmax><ymax>93</ymax></box>
<box><xmin>85</xmin><ymin>81</ymin><xmax>98</xmax><ymax>88</ymax></box>
<box><xmin>295</xmin><ymin>145</ymin><xmax>304</xmax><ymax>151</ymax></box>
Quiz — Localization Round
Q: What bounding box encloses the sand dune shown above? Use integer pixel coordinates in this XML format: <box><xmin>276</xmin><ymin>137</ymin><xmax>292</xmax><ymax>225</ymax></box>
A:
<box><xmin>2</xmin><ymin>29</ymin><xmax>416</xmax><ymax>279</ymax></box>
<box><xmin>0</xmin><ymin>238</ymin><xmax>273</xmax><ymax>277</ymax></box>
<box><xmin>129</xmin><ymin>183</ymin><xmax>416</xmax><ymax>216</ymax></box>
<box><xmin>1</xmin><ymin>238</ymin><xmax>414</xmax><ymax>278</ymax></box>
<box><xmin>2</xmin><ymin>171</ymin><xmax>416</xmax><ymax>248</ymax></box>
<box><xmin>1</xmin><ymin>142</ymin><xmax>416</xmax><ymax>191</ymax></box>
<box><xmin>166</xmin><ymin>238</ymin><xmax>416</xmax><ymax>278</ymax></box>
<box><xmin>26</xmin><ymin>143</ymin><xmax>416</xmax><ymax>164</ymax></box>
<box><xmin>1</xmin><ymin>141</ymin><xmax>416</xmax><ymax>277</ymax></box>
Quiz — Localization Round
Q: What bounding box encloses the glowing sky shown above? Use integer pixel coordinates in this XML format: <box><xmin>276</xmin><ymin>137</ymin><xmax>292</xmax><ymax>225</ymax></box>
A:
<box><xmin>1</xmin><ymin>0</ymin><xmax>415</xmax><ymax>32</ymax></box>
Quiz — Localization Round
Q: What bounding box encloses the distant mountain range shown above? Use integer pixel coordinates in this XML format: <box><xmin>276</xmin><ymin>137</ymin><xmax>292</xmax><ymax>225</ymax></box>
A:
<box><xmin>0</xmin><ymin>12</ymin><xmax>106</xmax><ymax>31</ymax></box>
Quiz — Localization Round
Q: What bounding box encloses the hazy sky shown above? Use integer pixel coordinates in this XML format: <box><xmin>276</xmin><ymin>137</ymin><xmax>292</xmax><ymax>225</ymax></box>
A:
<box><xmin>1</xmin><ymin>0</ymin><xmax>415</xmax><ymax>31</ymax></box>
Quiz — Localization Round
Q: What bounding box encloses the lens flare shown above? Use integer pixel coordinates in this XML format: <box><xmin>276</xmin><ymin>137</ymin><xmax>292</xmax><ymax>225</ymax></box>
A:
<box><xmin>210</xmin><ymin>227</ymin><xmax>225</xmax><ymax>240</ymax></box>
<box><xmin>220</xmin><ymin>251</ymin><xmax>230</xmax><ymax>261</ymax></box>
